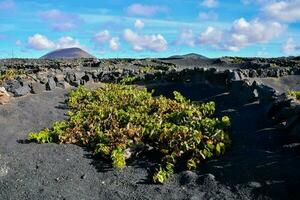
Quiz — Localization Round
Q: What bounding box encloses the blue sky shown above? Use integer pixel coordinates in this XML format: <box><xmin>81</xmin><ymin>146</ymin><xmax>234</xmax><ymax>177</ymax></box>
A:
<box><xmin>0</xmin><ymin>0</ymin><xmax>300</xmax><ymax>58</ymax></box>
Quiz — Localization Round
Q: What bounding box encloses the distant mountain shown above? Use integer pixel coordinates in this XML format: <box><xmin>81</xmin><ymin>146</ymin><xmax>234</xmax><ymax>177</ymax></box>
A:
<box><xmin>168</xmin><ymin>53</ymin><xmax>208</xmax><ymax>60</ymax></box>
<box><xmin>41</xmin><ymin>47</ymin><xmax>95</xmax><ymax>59</ymax></box>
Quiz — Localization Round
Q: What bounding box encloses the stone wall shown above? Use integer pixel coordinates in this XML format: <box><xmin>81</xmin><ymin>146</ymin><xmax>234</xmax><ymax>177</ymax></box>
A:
<box><xmin>0</xmin><ymin>62</ymin><xmax>299</xmax><ymax>140</ymax></box>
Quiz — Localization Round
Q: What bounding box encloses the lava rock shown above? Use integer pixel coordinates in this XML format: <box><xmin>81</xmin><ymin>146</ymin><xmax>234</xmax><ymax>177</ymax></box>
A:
<box><xmin>256</xmin><ymin>82</ymin><xmax>278</xmax><ymax>103</ymax></box>
<box><xmin>248</xmin><ymin>182</ymin><xmax>262</xmax><ymax>188</ymax></box>
<box><xmin>180</xmin><ymin>171</ymin><xmax>198</xmax><ymax>185</ymax></box>
<box><xmin>14</xmin><ymin>85</ymin><xmax>31</xmax><ymax>97</ymax></box>
<box><xmin>74</xmin><ymin>72</ymin><xmax>85</xmax><ymax>81</ymax></box>
<box><xmin>56</xmin><ymin>81</ymin><xmax>71</xmax><ymax>89</ymax></box>
<box><xmin>54</xmin><ymin>74</ymin><xmax>65</xmax><ymax>82</ymax></box>
<box><xmin>198</xmin><ymin>173</ymin><xmax>217</xmax><ymax>186</ymax></box>
<box><xmin>2</xmin><ymin>79</ymin><xmax>22</xmax><ymax>94</ymax></box>
<box><xmin>31</xmin><ymin>82</ymin><xmax>45</xmax><ymax>94</ymax></box>
<box><xmin>36</xmin><ymin>73</ymin><xmax>48</xmax><ymax>84</ymax></box>
<box><xmin>81</xmin><ymin>74</ymin><xmax>94</xmax><ymax>84</ymax></box>
<box><xmin>0</xmin><ymin>87</ymin><xmax>11</xmax><ymax>105</ymax></box>
<box><xmin>46</xmin><ymin>77</ymin><xmax>56</xmax><ymax>91</ymax></box>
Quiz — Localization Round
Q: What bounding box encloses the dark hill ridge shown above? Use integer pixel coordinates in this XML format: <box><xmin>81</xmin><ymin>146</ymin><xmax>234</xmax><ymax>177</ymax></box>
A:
<box><xmin>41</xmin><ymin>47</ymin><xmax>95</xmax><ymax>59</ymax></box>
<box><xmin>168</xmin><ymin>53</ymin><xmax>208</xmax><ymax>60</ymax></box>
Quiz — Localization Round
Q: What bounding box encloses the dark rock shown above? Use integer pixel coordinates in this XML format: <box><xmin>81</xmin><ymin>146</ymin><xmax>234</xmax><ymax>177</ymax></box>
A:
<box><xmin>230</xmin><ymin>80</ymin><xmax>256</xmax><ymax>103</ymax></box>
<box><xmin>82</xmin><ymin>74</ymin><xmax>94</xmax><ymax>84</ymax></box>
<box><xmin>31</xmin><ymin>82</ymin><xmax>45</xmax><ymax>94</ymax></box>
<box><xmin>14</xmin><ymin>85</ymin><xmax>31</xmax><ymax>97</ymax></box>
<box><xmin>36</xmin><ymin>73</ymin><xmax>48</xmax><ymax>84</ymax></box>
<box><xmin>256</xmin><ymin>83</ymin><xmax>278</xmax><ymax>103</ymax></box>
<box><xmin>198</xmin><ymin>173</ymin><xmax>217</xmax><ymax>186</ymax></box>
<box><xmin>100</xmin><ymin>73</ymin><xmax>112</xmax><ymax>82</ymax></box>
<box><xmin>180</xmin><ymin>171</ymin><xmax>198</xmax><ymax>185</ymax></box>
<box><xmin>228</xmin><ymin>71</ymin><xmax>241</xmax><ymax>81</ymax></box>
<box><xmin>2</xmin><ymin>79</ymin><xmax>22</xmax><ymax>94</ymax></box>
<box><xmin>46</xmin><ymin>77</ymin><xmax>56</xmax><ymax>90</ymax></box>
<box><xmin>54</xmin><ymin>74</ymin><xmax>65</xmax><ymax>82</ymax></box>
<box><xmin>65</xmin><ymin>72</ymin><xmax>76</xmax><ymax>83</ymax></box>
<box><xmin>290</xmin><ymin>117</ymin><xmax>300</xmax><ymax>139</ymax></box>
<box><xmin>71</xmin><ymin>80</ymin><xmax>81</xmax><ymax>87</ymax></box>
<box><xmin>248</xmin><ymin>182</ymin><xmax>262</xmax><ymax>188</ymax></box>
<box><xmin>249</xmin><ymin>69</ymin><xmax>258</xmax><ymax>78</ymax></box>
<box><xmin>56</xmin><ymin>81</ymin><xmax>71</xmax><ymax>89</ymax></box>
<box><xmin>74</xmin><ymin>72</ymin><xmax>85</xmax><ymax>81</ymax></box>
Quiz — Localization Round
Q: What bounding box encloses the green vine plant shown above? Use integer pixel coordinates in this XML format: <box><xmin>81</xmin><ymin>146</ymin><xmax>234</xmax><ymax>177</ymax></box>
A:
<box><xmin>288</xmin><ymin>90</ymin><xmax>300</xmax><ymax>100</ymax></box>
<box><xmin>28</xmin><ymin>84</ymin><xmax>231</xmax><ymax>183</ymax></box>
<box><xmin>0</xmin><ymin>69</ymin><xmax>25</xmax><ymax>85</ymax></box>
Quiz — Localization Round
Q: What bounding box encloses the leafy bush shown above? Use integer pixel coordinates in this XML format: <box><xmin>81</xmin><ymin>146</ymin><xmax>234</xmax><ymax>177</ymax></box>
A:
<box><xmin>29</xmin><ymin>84</ymin><xmax>230</xmax><ymax>183</ymax></box>
<box><xmin>119</xmin><ymin>76</ymin><xmax>137</xmax><ymax>84</ymax></box>
<box><xmin>0</xmin><ymin>69</ymin><xmax>25</xmax><ymax>84</ymax></box>
<box><xmin>288</xmin><ymin>90</ymin><xmax>300</xmax><ymax>100</ymax></box>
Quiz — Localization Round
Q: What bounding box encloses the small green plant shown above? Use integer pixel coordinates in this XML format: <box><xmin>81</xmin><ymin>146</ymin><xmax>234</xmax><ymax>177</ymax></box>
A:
<box><xmin>28</xmin><ymin>84</ymin><xmax>230</xmax><ymax>183</ymax></box>
<box><xmin>288</xmin><ymin>90</ymin><xmax>300</xmax><ymax>100</ymax></box>
<box><xmin>119</xmin><ymin>76</ymin><xmax>137</xmax><ymax>84</ymax></box>
<box><xmin>0</xmin><ymin>69</ymin><xmax>25</xmax><ymax>84</ymax></box>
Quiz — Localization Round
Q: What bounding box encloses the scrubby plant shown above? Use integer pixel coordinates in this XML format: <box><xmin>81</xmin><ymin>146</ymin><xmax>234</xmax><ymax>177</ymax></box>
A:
<box><xmin>28</xmin><ymin>84</ymin><xmax>231</xmax><ymax>183</ymax></box>
<box><xmin>139</xmin><ymin>64</ymin><xmax>174</xmax><ymax>73</ymax></box>
<box><xmin>288</xmin><ymin>90</ymin><xmax>300</xmax><ymax>100</ymax></box>
<box><xmin>140</xmin><ymin>66</ymin><xmax>155</xmax><ymax>73</ymax></box>
<box><xmin>0</xmin><ymin>69</ymin><xmax>25</xmax><ymax>84</ymax></box>
<box><xmin>119</xmin><ymin>76</ymin><xmax>137</xmax><ymax>84</ymax></box>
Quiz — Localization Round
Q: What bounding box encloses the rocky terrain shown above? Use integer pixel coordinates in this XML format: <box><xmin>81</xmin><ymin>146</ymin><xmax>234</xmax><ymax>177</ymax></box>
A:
<box><xmin>0</xmin><ymin>55</ymin><xmax>300</xmax><ymax>200</ymax></box>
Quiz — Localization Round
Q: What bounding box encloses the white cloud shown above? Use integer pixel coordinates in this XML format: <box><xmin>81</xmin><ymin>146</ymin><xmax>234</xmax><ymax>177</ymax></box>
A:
<box><xmin>38</xmin><ymin>9</ymin><xmax>82</xmax><ymax>31</ymax></box>
<box><xmin>198</xmin><ymin>11</ymin><xmax>218</xmax><ymax>21</ymax></box>
<box><xmin>227</xmin><ymin>18</ymin><xmax>284</xmax><ymax>50</ymax></box>
<box><xmin>134</xmin><ymin>19</ymin><xmax>145</xmax><ymax>29</ymax></box>
<box><xmin>56</xmin><ymin>36</ymin><xmax>81</xmax><ymax>49</ymax></box>
<box><xmin>109</xmin><ymin>37</ymin><xmax>120</xmax><ymax>51</ymax></box>
<box><xmin>282</xmin><ymin>37</ymin><xmax>300</xmax><ymax>55</ymax></box>
<box><xmin>127</xmin><ymin>4</ymin><xmax>168</xmax><ymax>17</ymax></box>
<box><xmin>199</xmin><ymin>26</ymin><xmax>223</xmax><ymax>48</ymax></box>
<box><xmin>92</xmin><ymin>30</ymin><xmax>120</xmax><ymax>51</ymax></box>
<box><xmin>198</xmin><ymin>18</ymin><xmax>284</xmax><ymax>51</ymax></box>
<box><xmin>15</xmin><ymin>39</ymin><xmax>21</xmax><ymax>46</ymax></box>
<box><xmin>123</xmin><ymin>29</ymin><xmax>167</xmax><ymax>52</ymax></box>
<box><xmin>202</xmin><ymin>0</ymin><xmax>219</xmax><ymax>8</ymax></box>
<box><xmin>93</xmin><ymin>30</ymin><xmax>111</xmax><ymax>43</ymax></box>
<box><xmin>264</xmin><ymin>1</ymin><xmax>300</xmax><ymax>22</ymax></box>
<box><xmin>175</xmin><ymin>29</ymin><xmax>196</xmax><ymax>47</ymax></box>
<box><xmin>28</xmin><ymin>34</ymin><xmax>55</xmax><ymax>50</ymax></box>
<box><xmin>27</xmin><ymin>34</ymin><xmax>82</xmax><ymax>50</ymax></box>
<box><xmin>51</xmin><ymin>22</ymin><xmax>75</xmax><ymax>32</ymax></box>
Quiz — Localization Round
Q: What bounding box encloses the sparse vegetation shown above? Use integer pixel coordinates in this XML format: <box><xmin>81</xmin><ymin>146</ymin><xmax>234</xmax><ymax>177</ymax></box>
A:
<box><xmin>0</xmin><ymin>69</ymin><xmax>25</xmax><ymax>84</ymax></box>
<box><xmin>29</xmin><ymin>84</ymin><xmax>230</xmax><ymax>183</ymax></box>
<box><xmin>288</xmin><ymin>90</ymin><xmax>300</xmax><ymax>100</ymax></box>
<box><xmin>223</xmin><ymin>57</ymin><xmax>245</xmax><ymax>64</ymax></box>
<box><xmin>140</xmin><ymin>66</ymin><xmax>155</xmax><ymax>73</ymax></box>
<box><xmin>119</xmin><ymin>76</ymin><xmax>138</xmax><ymax>84</ymax></box>
<box><xmin>139</xmin><ymin>63</ymin><xmax>175</xmax><ymax>73</ymax></box>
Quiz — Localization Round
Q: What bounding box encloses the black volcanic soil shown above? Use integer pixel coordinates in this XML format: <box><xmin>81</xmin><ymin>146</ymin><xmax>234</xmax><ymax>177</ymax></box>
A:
<box><xmin>252</xmin><ymin>75</ymin><xmax>300</xmax><ymax>93</ymax></box>
<box><xmin>1</xmin><ymin>82</ymin><xmax>300</xmax><ymax>200</ymax></box>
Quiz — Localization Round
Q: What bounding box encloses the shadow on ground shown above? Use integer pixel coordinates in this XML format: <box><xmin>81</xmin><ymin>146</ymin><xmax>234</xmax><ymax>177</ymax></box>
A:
<box><xmin>148</xmin><ymin>82</ymin><xmax>300</xmax><ymax>200</ymax></box>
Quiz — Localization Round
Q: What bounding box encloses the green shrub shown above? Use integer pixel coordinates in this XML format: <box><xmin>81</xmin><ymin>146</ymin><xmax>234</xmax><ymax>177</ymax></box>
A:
<box><xmin>28</xmin><ymin>84</ymin><xmax>230</xmax><ymax>183</ymax></box>
<box><xmin>288</xmin><ymin>90</ymin><xmax>300</xmax><ymax>100</ymax></box>
<box><xmin>119</xmin><ymin>76</ymin><xmax>137</xmax><ymax>84</ymax></box>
